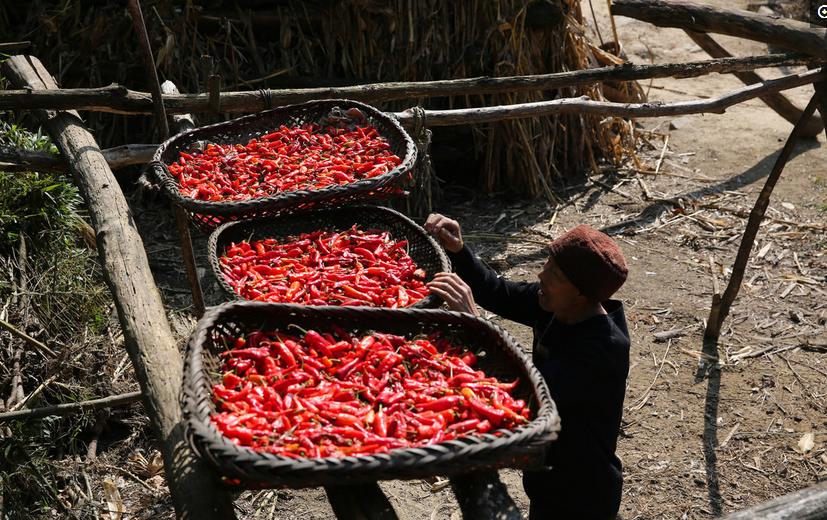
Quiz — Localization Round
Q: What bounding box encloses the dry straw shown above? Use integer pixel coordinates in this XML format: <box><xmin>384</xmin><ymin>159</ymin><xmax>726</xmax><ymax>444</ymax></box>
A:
<box><xmin>7</xmin><ymin>0</ymin><xmax>642</xmax><ymax>199</ymax></box>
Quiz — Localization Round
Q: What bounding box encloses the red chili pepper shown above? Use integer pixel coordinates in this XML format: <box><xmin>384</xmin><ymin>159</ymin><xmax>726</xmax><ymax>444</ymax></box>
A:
<box><xmin>304</xmin><ymin>330</ymin><xmax>333</xmax><ymax>357</ymax></box>
<box><xmin>219</xmin><ymin>226</ymin><xmax>429</xmax><ymax>308</ymax></box>
<box><xmin>417</xmin><ymin>395</ymin><xmax>463</xmax><ymax>412</ymax></box>
<box><xmin>210</xmin><ymin>329</ymin><xmax>529</xmax><ymax>458</ymax></box>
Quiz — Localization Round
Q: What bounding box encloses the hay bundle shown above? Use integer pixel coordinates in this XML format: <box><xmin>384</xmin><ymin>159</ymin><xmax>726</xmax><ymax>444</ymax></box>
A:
<box><xmin>4</xmin><ymin>0</ymin><xmax>642</xmax><ymax>199</ymax></box>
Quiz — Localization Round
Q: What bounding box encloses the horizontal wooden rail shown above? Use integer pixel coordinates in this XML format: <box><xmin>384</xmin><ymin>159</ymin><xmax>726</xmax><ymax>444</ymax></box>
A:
<box><xmin>685</xmin><ymin>31</ymin><xmax>823</xmax><ymax>137</ymax></box>
<box><xmin>0</xmin><ymin>391</ymin><xmax>142</xmax><ymax>422</ymax></box>
<box><xmin>392</xmin><ymin>68</ymin><xmax>826</xmax><ymax>126</ymax></box>
<box><xmin>0</xmin><ymin>53</ymin><xmax>816</xmax><ymax>115</ymax></box>
<box><xmin>0</xmin><ymin>144</ymin><xmax>155</xmax><ymax>173</ymax></box>
<box><xmin>612</xmin><ymin>0</ymin><xmax>827</xmax><ymax>59</ymax></box>
<box><xmin>1</xmin><ymin>67</ymin><xmax>823</xmax><ymax>176</ymax></box>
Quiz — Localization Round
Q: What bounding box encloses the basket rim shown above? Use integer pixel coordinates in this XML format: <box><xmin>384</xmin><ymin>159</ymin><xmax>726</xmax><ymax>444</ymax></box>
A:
<box><xmin>148</xmin><ymin>99</ymin><xmax>417</xmax><ymax>216</ymax></box>
<box><xmin>181</xmin><ymin>301</ymin><xmax>560</xmax><ymax>486</ymax></box>
<box><xmin>206</xmin><ymin>205</ymin><xmax>451</xmax><ymax>308</ymax></box>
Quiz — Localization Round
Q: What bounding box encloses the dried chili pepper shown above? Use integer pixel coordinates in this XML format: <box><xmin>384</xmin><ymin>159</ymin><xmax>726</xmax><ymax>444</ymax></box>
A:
<box><xmin>168</xmin><ymin>123</ymin><xmax>402</xmax><ymax>202</ymax></box>
<box><xmin>210</xmin><ymin>328</ymin><xmax>530</xmax><ymax>458</ymax></box>
<box><xmin>219</xmin><ymin>225</ymin><xmax>430</xmax><ymax>308</ymax></box>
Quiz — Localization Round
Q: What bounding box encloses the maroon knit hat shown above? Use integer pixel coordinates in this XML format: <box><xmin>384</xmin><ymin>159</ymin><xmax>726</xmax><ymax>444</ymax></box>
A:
<box><xmin>548</xmin><ymin>225</ymin><xmax>628</xmax><ymax>302</ymax></box>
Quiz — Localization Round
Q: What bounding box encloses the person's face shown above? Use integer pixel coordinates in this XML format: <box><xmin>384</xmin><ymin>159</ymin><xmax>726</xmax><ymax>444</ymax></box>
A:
<box><xmin>537</xmin><ymin>256</ymin><xmax>584</xmax><ymax>313</ymax></box>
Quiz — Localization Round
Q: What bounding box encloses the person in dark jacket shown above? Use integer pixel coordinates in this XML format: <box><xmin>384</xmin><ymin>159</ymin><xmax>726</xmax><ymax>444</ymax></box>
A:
<box><xmin>424</xmin><ymin>213</ymin><xmax>630</xmax><ymax>520</ymax></box>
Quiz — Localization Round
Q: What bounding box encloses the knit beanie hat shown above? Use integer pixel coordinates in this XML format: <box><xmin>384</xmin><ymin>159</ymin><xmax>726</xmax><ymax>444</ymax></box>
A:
<box><xmin>548</xmin><ymin>225</ymin><xmax>628</xmax><ymax>302</ymax></box>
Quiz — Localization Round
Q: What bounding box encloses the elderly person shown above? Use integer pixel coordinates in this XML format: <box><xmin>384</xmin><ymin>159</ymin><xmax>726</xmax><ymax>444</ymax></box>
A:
<box><xmin>425</xmin><ymin>214</ymin><xmax>630</xmax><ymax>520</ymax></box>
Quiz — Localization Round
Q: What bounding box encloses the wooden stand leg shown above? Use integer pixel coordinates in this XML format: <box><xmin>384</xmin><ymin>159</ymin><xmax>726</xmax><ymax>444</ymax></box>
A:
<box><xmin>450</xmin><ymin>471</ymin><xmax>524</xmax><ymax>520</ymax></box>
<box><xmin>173</xmin><ymin>206</ymin><xmax>205</xmax><ymax>318</ymax></box>
<box><xmin>700</xmin><ymin>93</ymin><xmax>820</xmax><ymax>369</ymax></box>
<box><xmin>325</xmin><ymin>482</ymin><xmax>399</xmax><ymax>520</ymax></box>
<box><xmin>685</xmin><ymin>31</ymin><xmax>823</xmax><ymax>138</ymax></box>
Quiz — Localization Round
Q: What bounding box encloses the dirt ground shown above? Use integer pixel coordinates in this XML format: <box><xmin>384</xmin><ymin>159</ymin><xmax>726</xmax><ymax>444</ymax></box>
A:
<box><xmin>110</xmin><ymin>2</ymin><xmax>827</xmax><ymax>518</ymax></box>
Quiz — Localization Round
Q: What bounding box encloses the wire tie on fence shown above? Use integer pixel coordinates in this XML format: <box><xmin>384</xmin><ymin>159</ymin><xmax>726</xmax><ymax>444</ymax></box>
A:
<box><xmin>259</xmin><ymin>88</ymin><xmax>273</xmax><ymax>110</ymax></box>
<box><xmin>411</xmin><ymin>106</ymin><xmax>427</xmax><ymax>139</ymax></box>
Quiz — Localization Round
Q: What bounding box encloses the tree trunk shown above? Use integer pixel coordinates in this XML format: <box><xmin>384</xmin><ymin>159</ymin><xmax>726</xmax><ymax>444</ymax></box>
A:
<box><xmin>720</xmin><ymin>479</ymin><xmax>827</xmax><ymax>519</ymax></box>
<box><xmin>2</xmin><ymin>54</ymin><xmax>236</xmax><ymax>520</ymax></box>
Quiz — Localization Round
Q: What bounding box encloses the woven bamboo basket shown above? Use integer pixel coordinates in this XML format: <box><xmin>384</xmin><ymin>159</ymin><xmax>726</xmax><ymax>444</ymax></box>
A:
<box><xmin>149</xmin><ymin>99</ymin><xmax>417</xmax><ymax>230</ymax></box>
<box><xmin>207</xmin><ymin>205</ymin><xmax>450</xmax><ymax>308</ymax></box>
<box><xmin>182</xmin><ymin>301</ymin><xmax>560</xmax><ymax>488</ymax></box>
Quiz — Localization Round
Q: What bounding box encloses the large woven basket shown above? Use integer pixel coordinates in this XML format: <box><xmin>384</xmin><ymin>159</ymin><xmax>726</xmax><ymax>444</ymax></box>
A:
<box><xmin>182</xmin><ymin>301</ymin><xmax>560</xmax><ymax>489</ymax></box>
<box><xmin>148</xmin><ymin>99</ymin><xmax>417</xmax><ymax>230</ymax></box>
<box><xmin>207</xmin><ymin>205</ymin><xmax>450</xmax><ymax>308</ymax></box>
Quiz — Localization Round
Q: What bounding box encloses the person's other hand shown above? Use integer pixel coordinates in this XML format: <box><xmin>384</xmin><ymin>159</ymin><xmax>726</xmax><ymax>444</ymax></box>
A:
<box><xmin>427</xmin><ymin>273</ymin><xmax>479</xmax><ymax>315</ymax></box>
<box><xmin>424</xmin><ymin>213</ymin><xmax>464</xmax><ymax>253</ymax></box>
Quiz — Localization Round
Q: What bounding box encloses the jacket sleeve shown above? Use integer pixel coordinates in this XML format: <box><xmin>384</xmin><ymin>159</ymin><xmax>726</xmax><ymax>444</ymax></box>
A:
<box><xmin>447</xmin><ymin>245</ymin><xmax>542</xmax><ymax>327</ymax></box>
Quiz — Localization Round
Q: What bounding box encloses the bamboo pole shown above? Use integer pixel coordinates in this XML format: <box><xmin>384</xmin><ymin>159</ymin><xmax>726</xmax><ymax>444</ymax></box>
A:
<box><xmin>127</xmin><ymin>1</ymin><xmax>205</xmax><ymax>320</ymax></box>
<box><xmin>612</xmin><ymin>0</ymin><xmax>827</xmax><ymax>59</ymax></box>
<box><xmin>2</xmin><ymin>54</ymin><xmax>236</xmax><ymax>520</ymax></box>
<box><xmin>0</xmin><ymin>54</ymin><xmax>816</xmax><ymax>115</ymax></box>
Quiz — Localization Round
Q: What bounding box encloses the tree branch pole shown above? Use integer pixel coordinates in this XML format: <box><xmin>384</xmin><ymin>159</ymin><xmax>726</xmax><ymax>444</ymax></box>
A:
<box><xmin>685</xmin><ymin>31</ymin><xmax>823</xmax><ymax>138</ymax></box>
<box><xmin>0</xmin><ymin>391</ymin><xmax>142</xmax><ymax>422</ymax></box>
<box><xmin>1</xmin><ymin>67</ymin><xmax>823</xmax><ymax>179</ymax></box>
<box><xmin>720</xmin><ymin>479</ymin><xmax>827</xmax><ymax>519</ymax></box>
<box><xmin>0</xmin><ymin>53</ymin><xmax>817</xmax><ymax>115</ymax></box>
<box><xmin>701</xmin><ymin>94</ymin><xmax>820</xmax><ymax>361</ymax></box>
<box><xmin>126</xmin><ymin>0</ymin><xmax>168</xmax><ymax>140</ymax></box>
<box><xmin>392</xmin><ymin>68</ymin><xmax>826</xmax><ymax>127</ymax></box>
<box><xmin>0</xmin><ymin>41</ymin><xmax>31</xmax><ymax>52</ymax></box>
<box><xmin>128</xmin><ymin>1</ymin><xmax>205</xmax><ymax>321</ymax></box>
<box><xmin>160</xmin><ymin>81</ymin><xmax>205</xmax><ymax>319</ymax></box>
<box><xmin>612</xmin><ymin>0</ymin><xmax>827</xmax><ymax>59</ymax></box>
<box><xmin>2</xmin><ymin>54</ymin><xmax>236</xmax><ymax>520</ymax></box>
<box><xmin>0</xmin><ymin>144</ymin><xmax>156</xmax><ymax>174</ymax></box>
<box><xmin>0</xmin><ymin>317</ymin><xmax>57</xmax><ymax>357</ymax></box>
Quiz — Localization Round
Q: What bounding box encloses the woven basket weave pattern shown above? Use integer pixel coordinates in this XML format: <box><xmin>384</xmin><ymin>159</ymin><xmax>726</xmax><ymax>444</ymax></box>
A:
<box><xmin>149</xmin><ymin>99</ymin><xmax>417</xmax><ymax>230</ymax></box>
<box><xmin>207</xmin><ymin>205</ymin><xmax>450</xmax><ymax>308</ymax></box>
<box><xmin>181</xmin><ymin>302</ymin><xmax>560</xmax><ymax>489</ymax></box>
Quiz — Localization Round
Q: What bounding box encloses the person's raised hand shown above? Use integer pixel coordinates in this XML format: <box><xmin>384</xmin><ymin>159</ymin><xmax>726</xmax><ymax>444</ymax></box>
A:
<box><xmin>424</xmin><ymin>213</ymin><xmax>464</xmax><ymax>253</ymax></box>
<box><xmin>426</xmin><ymin>272</ymin><xmax>479</xmax><ymax>315</ymax></box>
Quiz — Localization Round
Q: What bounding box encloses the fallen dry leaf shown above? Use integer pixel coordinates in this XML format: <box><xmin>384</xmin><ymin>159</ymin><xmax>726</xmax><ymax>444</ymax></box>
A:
<box><xmin>103</xmin><ymin>479</ymin><xmax>124</xmax><ymax>520</ymax></box>
<box><xmin>797</xmin><ymin>432</ymin><xmax>815</xmax><ymax>454</ymax></box>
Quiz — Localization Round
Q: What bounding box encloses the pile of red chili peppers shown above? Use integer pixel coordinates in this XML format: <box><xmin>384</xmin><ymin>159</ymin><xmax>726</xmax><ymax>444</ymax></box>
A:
<box><xmin>219</xmin><ymin>225</ymin><xmax>430</xmax><ymax>307</ymax></box>
<box><xmin>167</xmin><ymin>123</ymin><xmax>402</xmax><ymax>201</ymax></box>
<box><xmin>211</xmin><ymin>328</ymin><xmax>530</xmax><ymax>458</ymax></box>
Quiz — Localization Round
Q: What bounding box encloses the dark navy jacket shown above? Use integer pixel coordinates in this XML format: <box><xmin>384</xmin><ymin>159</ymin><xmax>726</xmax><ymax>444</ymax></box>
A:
<box><xmin>448</xmin><ymin>245</ymin><xmax>630</xmax><ymax>519</ymax></box>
